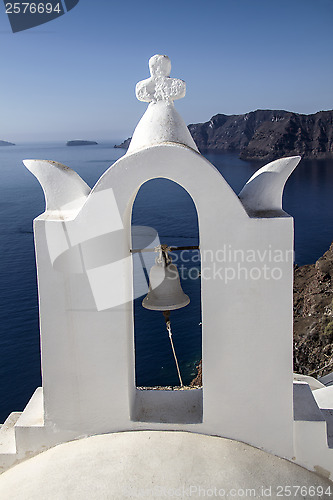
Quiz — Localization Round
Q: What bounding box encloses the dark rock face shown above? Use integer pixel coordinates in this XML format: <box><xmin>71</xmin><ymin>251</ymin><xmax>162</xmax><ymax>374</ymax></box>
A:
<box><xmin>115</xmin><ymin>109</ymin><xmax>333</xmax><ymax>160</ymax></box>
<box><xmin>66</xmin><ymin>140</ymin><xmax>98</xmax><ymax>146</ymax></box>
<box><xmin>188</xmin><ymin>110</ymin><xmax>333</xmax><ymax>161</ymax></box>
<box><xmin>0</xmin><ymin>140</ymin><xmax>15</xmax><ymax>146</ymax></box>
<box><xmin>190</xmin><ymin>361</ymin><xmax>202</xmax><ymax>387</ymax></box>
<box><xmin>191</xmin><ymin>242</ymin><xmax>333</xmax><ymax>386</ymax></box>
<box><xmin>293</xmin><ymin>242</ymin><xmax>333</xmax><ymax>378</ymax></box>
<box><xmin>114</xmin><ymin>138</ymin><xmax>131</xmax><ymax>149</ymax></box>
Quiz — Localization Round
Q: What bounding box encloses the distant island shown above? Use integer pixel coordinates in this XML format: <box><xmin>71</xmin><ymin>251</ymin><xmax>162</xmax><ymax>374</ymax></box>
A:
<box><xmin>115</xmin><ymin>109</ymin><xmax>333</xmax><ymax>161</ymax></box>
<box><xmin>66</xmin><ymin>140</ymin><xmax>98</xmax><ymax>146</ymax></box>
<box><xmin>0</xmin><ymin>140</ymin><xmax>15</xmax><ymax>146</ymax></box>
<box><xmin>114</xmin><ymin>138</ymin><xmax>131</xmax><ymax>149</ymax></box>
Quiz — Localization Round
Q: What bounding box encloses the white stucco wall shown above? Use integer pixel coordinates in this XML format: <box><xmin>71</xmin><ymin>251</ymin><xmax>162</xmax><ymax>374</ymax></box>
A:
<box><xmin>32</xmin><ymin>143</ymin><xmax>294</xmax><ymax>458</ymax></box>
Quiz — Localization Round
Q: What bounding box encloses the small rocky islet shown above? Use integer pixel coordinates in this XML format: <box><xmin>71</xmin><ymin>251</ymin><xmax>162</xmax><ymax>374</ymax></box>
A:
<box><xmin>66</xmin><ymin>140</ymin><xmax>98</xmax><ymax>146</ymax></box>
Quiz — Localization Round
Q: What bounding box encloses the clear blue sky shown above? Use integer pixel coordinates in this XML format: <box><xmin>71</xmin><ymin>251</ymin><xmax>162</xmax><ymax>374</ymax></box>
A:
<box><xmin>0</xmin><ymin>0</ymin><xmax>332</xmax><ymax>142</ymax></box>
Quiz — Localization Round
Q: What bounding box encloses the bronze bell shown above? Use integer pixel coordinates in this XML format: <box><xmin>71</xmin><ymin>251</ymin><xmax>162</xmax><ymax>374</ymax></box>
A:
<box><xmin>142</xmin><ymin>245</ymin><xmax>190</xmax><ymax>311</ymax></box>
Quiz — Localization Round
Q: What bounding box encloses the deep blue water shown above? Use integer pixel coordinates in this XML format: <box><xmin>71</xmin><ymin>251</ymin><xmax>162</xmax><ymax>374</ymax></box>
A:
<box><xmin>0</xmin><ymin>143</ymin><xmax>332</xmax><ymax>422</ymax></box>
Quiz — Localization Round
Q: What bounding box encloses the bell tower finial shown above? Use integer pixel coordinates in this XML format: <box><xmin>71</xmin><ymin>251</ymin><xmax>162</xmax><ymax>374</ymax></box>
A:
<box><xmin>136</xmin><ymin>55</ymin><xmax>186</xmax><ymax>103</ymax></box>
<box><xmin>127</xmin><ymin>54</ymin><xmax>198</xmax><ymax>154</ymax></box>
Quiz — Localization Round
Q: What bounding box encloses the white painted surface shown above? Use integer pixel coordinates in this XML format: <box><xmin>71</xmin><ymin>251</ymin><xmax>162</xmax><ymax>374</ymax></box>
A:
<box><xmin>239</xmin><ymin>156</ymin><xmax>301</xmax><ymax>216</ymax></box>
<box><xmin>0</xmin><ymin>431</ymin><xmax>331</xmax><ymax>500</ymax></box>
<box><xmin>25</xmin><ymin>143</ymin><xmax>295</xmax><ymax>459</ymax></box>
<box><xmin>136</xmin><ymin>54</ymin><xmax>185</xmax><ymax>102</ymax></box>
<box><xmin>128</xmin><ymin>55</ymin><xmax>198</xmax><ymax>153</ymax></box>
<box><xmin>294</xmin><ymin>382</ymin><xmax>325</xmax><ymax>422</ymax></box>
<box><xmin>314</xmin><ymin>386</ymin><xmax>333</xmax><ymax>409</ymax></box>
<box><xmin>0</xmin><ymin>54</ymin><xmax>310</xmax><ymax>474</ymax></box>
<box><xmin>293</xmin><ymin>382</ymin><xmax>333</xmax><ymax>479</ymax></box>
<box><xmin>293</xmin><ymin>373</ymin><xmax>325</xmax><ymax>391</ymax></box>
<box><xmin>133</xmin><ymin>388</ymin><xmax>202</xmax><ymax>423</ymax></box>
<box><xmin>23</xmin><ymin>160</ymin><xmax>90</xmax><ymax>216</ymax></box>
<box><xmin>0</xmin><ymin>389</ymin><xmax>77</xmax><ymax>474</ymax></box>
<box><xmin>0</xmin><ymin>413</ymin><xmax>21</xmax><ymax>454</ymax></box>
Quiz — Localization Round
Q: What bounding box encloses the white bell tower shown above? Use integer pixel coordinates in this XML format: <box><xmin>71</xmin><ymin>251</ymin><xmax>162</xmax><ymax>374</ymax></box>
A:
<box><xmin>10</xmin><ymin>56</ymin><xmax>333</xmax><ymax>481</ymax></box>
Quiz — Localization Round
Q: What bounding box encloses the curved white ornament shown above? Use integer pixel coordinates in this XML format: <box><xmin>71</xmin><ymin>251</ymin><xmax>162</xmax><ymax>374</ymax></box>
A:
<box><xmin>23</xmin><ymin>159</ymin><xmax>90</xmax><ymax>215</ymax></box>
<box><xmin>127</xmin><ymin>54</ymin><xmax>198</xmax><ymax>154</ymax></box>
<box><xmin>238</xmin><ymin>156</ymin><xmax>301</xmax><ymax>215</ymax></box>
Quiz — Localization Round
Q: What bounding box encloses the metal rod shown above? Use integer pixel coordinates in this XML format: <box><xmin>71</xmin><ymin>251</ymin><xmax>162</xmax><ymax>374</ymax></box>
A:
<box><xmin>169</xmin><ymin>246</ymin><xmax>199</xmax><ymax>251</ymax></box>
<box><xmin>130</xmin><ymin>245</ymin><xmax>199</xmax><ymax>254</ymax></box>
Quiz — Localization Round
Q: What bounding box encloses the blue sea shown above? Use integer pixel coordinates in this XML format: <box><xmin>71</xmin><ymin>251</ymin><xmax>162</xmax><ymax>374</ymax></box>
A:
<box><xmin>0</xmin><ymin>142</ymin><xmax>332</xmax><ymax>423</ymax></box>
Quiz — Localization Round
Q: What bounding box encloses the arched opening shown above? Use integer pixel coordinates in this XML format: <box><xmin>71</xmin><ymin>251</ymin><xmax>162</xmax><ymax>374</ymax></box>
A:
<box><xmin>131</xmin><ymin>178</ymin><xmax>202</xmax><ymax>423</ymax></box>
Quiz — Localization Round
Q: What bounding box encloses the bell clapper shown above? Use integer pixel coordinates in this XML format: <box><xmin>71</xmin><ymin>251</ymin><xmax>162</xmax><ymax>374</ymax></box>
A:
<box><xmin>163</xmin><ymin>309</ymin><xmax>184</xmax><ymax>388</ymax></box>
<box><xmin>162</xmin><ymin>309</ymin><xmax>171</xmax><ymax>324</ymax></box>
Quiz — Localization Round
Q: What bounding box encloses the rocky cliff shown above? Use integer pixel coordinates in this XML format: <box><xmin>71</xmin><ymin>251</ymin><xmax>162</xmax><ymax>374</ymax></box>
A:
<box><xmin>191</xmin><ymin>242</ymin><xmax>333</xmax><ymax>386</ymax></box>
<box><xmin>293</xmin><ymin>242</ymin><xmax>333</xmax><ymax>378</ymax></box>
<box><xmin>114</xmin><ymin>138</ymin><xmax>131</xmax><ymax>149</ymax></box>
<box><xmin>116</xmin><ymin>110</ymin><xmax>333</xmax><ymax>161</ymax></box>
<box><xmin>188</xmin><ymin>110</ymin><xmax>333</xmax><ymax>161</ymax></box>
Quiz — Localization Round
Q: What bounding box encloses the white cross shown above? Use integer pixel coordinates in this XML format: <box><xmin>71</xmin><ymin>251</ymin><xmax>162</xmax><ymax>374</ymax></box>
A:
<box><xmin>136</xmin><ymin>54</ymin><xmax>186</xmax><ymax>103</ymax></box>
